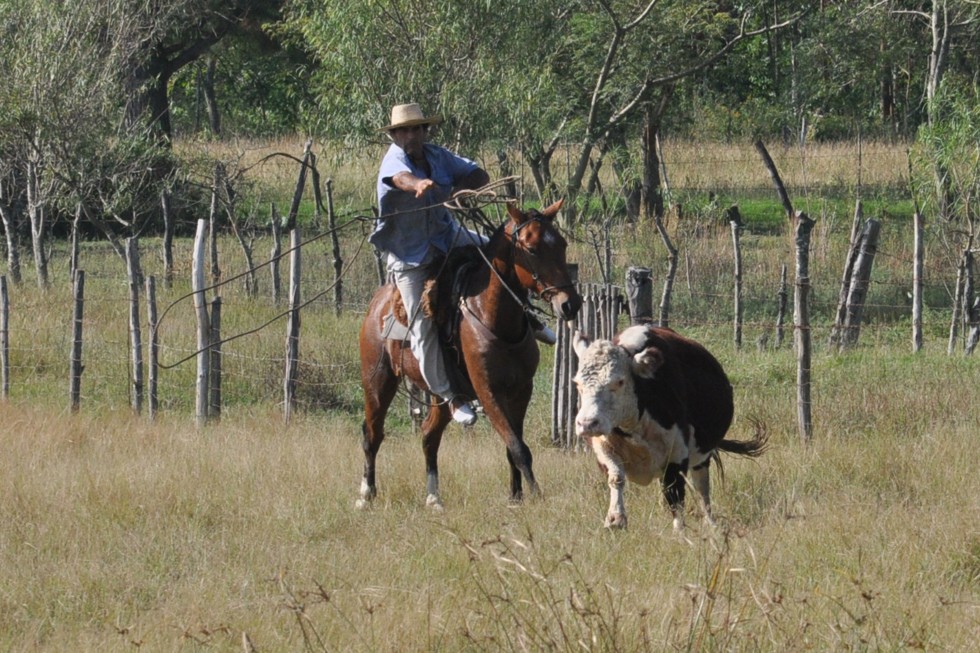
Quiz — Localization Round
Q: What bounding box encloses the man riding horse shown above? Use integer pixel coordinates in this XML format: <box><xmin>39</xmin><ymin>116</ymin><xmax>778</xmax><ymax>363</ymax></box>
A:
<box><xmin>370</xmin><ymin>103</ymin><xmax>554</xmax><ymax>426</ymax></box>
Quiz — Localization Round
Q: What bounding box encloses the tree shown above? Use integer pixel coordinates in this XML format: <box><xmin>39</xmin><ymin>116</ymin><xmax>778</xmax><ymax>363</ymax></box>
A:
<box><xmin>115</xmin><ymin>0</ymin><xmax>285</xmax><ymax>142</ymax></box>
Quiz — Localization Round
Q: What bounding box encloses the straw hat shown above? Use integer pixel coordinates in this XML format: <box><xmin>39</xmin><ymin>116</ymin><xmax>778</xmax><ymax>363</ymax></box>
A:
<box><xmin>380</xmin><ymin>103</ymin><xmax>443</xmax><ymax>132</ymax></box>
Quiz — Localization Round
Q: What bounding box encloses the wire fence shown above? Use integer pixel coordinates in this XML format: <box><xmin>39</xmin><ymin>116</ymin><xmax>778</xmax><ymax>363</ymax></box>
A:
<box><xmin>0</xmin><ymin>198</ymin><xmax>975</xmax><ymax>427</ymax></box>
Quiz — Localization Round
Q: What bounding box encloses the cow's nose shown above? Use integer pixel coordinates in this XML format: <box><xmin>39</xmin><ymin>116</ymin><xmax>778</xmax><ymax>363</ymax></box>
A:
<box><xmin>575</xmin><ymin>413</ymin><xmax>600</xmax><ymax>435</ymax></box>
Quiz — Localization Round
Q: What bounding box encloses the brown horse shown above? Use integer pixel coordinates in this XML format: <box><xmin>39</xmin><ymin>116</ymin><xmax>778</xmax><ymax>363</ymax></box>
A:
<box><xmin>358</xmin><ymin>199</ymin><xmax>582</xmax><ymax>508</ymax></box>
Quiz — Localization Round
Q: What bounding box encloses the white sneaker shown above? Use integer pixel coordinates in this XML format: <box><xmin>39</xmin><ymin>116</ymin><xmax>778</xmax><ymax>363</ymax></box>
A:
<box><xmin>534</xmin><ymin>324</ymin><xmax>557</xmax><ymax>345</ymax></box>
<box><xmin>451</xmin><ymin>399</ymin><xmax>477</xmax><ymax>426</ymax></box>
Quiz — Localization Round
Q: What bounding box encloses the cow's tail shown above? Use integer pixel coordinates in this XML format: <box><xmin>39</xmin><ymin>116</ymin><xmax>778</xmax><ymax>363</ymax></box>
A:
<box><xmin>717</xmin><ymin>416</ymin><xmax>769</xmax><ymax>458</ymax></box>
<box><xmin>710</xmin><ymin>417</ymin><xmax>768</xmax><ymax>482</ymax></box>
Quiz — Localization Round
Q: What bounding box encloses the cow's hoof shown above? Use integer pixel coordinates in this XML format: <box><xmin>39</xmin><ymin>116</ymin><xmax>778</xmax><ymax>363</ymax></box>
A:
<box><xmin>604</xmin><ymin>513</ymin><xmax>627</xmax><ymax>529</ymax></box>
<box><xmin>426</xmin><ymin>494</ymin><xmax>445</xmax><ymax>511</ymax></box>
<box><xmin>355</xmin><ymin>498</ymin><xmax>372</xmax><ymax>510</ymax></box>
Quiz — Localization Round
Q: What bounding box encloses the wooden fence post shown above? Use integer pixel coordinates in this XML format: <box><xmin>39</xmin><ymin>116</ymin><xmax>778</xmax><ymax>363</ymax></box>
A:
<box><xmin>270</xmin><ymin>204</ymin><xmax>283</xmax><ymax>304</ymax></box>
<box><xmin>126</xmin><ymin>237</ymin><xmax>143</xmax><ymax>414</ymax></box>
<box><xmin>552</xmin><ymin>263</ymin><xmax>579</xmax><ymax>449</ymax></box>
<box><xmin>0</xmin><ymin>275</ymin><xmax>7</xmax><ymax>400</ymax></box>
<box><xmin>728</xmin><ymin>205</ymin><xmax>743</xmax><ymax>350</ymax></box>
<box><xmin>840</xmin><ymin>219</ymin><xmax>881</xmax><ymax>350</ymax></box>
<box><xmin>69</xmin><ymin>271</ymin><xmax>84</xmax><ymax>412</ymax></box>
<box><xmin>653</xmin><ymin>214</ymin><xmax>678</xmax><ymax>328</ymax></box>
<box><xmin>948</xmin><ymin>251</ymin><xmax>966</xmax><ymax>355</ymax></box>
<box><xmin>284</xmin><ymin>227</ymin><xmax>301</xmax><ymax>423</ymax></box>
<box><xmin>209</xmin><ymin>297</ymin><xmax>222</xmax><ymax>421</ymax></box>
<box><xmin>625</xmin><ymin>266</ymin><xmax>653</xmax><ymax>324</ymax></box>
<box><xmin>775</xmin><ymin>264</ymin><xmax>788</xmax><ymax>349</ymax></box>
<box><xmin>912</xmin><ymin>212</ymin><xmax>924</xmax><ymax>353</ymax></box>
<box><xmin>794</xmin><ymin>212</ymin><xmax>815</xmax><ymax>442</ymax></box>
<box><xmin>162</xmin><ymin>189</ymin><xmax>175</xmax><ymax>289</ymax></box>
<box><xmin>192</xmin><ymin>219</ymin><xmax>211</xmax><ymax>427</ymax></box>
<box><xmin>146</xmin><ymin>275</ymin><xmax>158</xmax><ymax>419</ymax></box>
<box><xmin>326</xmin><ymin>178</ymin><xmax>344</xmax><ymax>316</ymax></box>
<box><xmin>830</xmin><ymin>200</ymin><xmax>864</xmax><ymax>346</ymax></box>
<box><xmin>209</xmin><ymin>163</ymin><xmax>223</xmax><ymax>286</ymax></box>
<box><xmin>963</xmin><ymin>251</ymin><xmax>977</xmax><ymax>355</ymax></box>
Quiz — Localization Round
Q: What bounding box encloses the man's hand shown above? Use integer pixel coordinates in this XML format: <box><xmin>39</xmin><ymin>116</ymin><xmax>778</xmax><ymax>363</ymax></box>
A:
<box><xmin>392</xmin><ymin>172</ymin><xmax>435</xmax><ymax>198</ymax></box>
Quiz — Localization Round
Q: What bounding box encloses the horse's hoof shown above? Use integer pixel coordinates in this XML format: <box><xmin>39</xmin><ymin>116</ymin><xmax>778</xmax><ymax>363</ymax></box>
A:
<box><xmin>355</xmin><ymin>498</ymin><xmax>372</xmax><ymax>510</ymax></box>
<box><xmin>426</xmin><ymin>494</ymin><xmax>444</xmax><ymax>511</ymax></box>
<box><xmin>604</xmin><ymin>513</ymin><xmax>627</xmax><ymax>529</ymax></box>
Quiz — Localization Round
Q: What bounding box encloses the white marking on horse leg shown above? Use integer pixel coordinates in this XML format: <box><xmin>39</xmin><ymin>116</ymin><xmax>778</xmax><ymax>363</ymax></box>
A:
<box><xmin>355</xmin><ymin>478</ymin><xmax>376</xmax><ymax>510</ymax></box>
<box><xmin>425</xmin><ymin>471</ymin><xmax>443</xmax><ymax>510</ymax></box>
<box><xmin>672</xmin><ymin>512</ymin><xmax>685</xmax><ymax>532</ymax></box>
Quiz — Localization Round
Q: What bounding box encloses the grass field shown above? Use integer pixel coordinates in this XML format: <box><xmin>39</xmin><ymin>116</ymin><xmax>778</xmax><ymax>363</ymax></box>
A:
<box><xmin>1</xmin><ymin>138</ymin><xmax>978</xmax><ymax>651</ymax></box>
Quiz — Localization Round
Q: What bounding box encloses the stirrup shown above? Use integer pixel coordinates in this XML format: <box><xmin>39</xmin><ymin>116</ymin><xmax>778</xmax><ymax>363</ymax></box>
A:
<box><xmin>451</xmin><ymin>398</ymin><xmax>477</xmax><ymax>426</ymax></box>
<box><xmin>534</xmin><ymin>323</ymin><xmax>557</xmax><ymax>345</ymax></box>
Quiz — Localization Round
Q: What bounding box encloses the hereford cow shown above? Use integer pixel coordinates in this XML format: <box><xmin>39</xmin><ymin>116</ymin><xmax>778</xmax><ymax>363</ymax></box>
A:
<box><xmin>572</xmin><ymin>324</ymin><xmax>767</xmax><ymax>530</ymax></box>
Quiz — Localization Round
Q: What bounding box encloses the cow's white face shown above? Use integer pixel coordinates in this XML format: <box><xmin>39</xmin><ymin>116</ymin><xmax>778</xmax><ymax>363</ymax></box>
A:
<box><xmin>573</xmin><ymin>335</ymin><xmax>633</xmax><ymax>437</ymax></box>
<box><xmin>572</xmin><ymin>329</ymin><xmax>666</xmax><ymax>438</ymax></box>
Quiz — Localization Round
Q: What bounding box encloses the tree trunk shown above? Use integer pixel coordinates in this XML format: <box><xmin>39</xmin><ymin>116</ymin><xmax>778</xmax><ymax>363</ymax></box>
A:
<box><xmin>203</xmin><ymin>56</ymin><xmax>221</xmax><ymax>137</ymax></box>
<box><xmin>641</xmin><ymin>88</ymin><xmax>674</xmax><ymax>221</ymax></box>
<box><xmin>26</xmin><ymin>158</ymin><xmax>49</xmax><ymax>289</ymax></box>
<box><xmin>0</xmin><ymin>197</ymin><xmax>22</xmax><ymax>285</ymax></box>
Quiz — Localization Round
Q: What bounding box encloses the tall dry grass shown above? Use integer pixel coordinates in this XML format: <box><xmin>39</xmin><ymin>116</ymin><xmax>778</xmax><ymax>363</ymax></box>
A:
<box><xmin>1</xmin><ymin>349</ymin><xmax>977</xmax><ymax>652</ymax></box>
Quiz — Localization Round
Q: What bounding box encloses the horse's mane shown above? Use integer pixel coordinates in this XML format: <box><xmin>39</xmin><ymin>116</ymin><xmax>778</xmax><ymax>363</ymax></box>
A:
<box><xmin>483</xmin><ymin>219</ymin><xmax>510</xmax><ymax>252</ymax></box>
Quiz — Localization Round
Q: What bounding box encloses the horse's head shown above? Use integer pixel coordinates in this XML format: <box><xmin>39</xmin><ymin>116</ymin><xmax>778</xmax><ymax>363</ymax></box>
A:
<box><xmin>505</xmin><ymin>199</ymin><xmax>583</xmax><ymax>322</ymax></box>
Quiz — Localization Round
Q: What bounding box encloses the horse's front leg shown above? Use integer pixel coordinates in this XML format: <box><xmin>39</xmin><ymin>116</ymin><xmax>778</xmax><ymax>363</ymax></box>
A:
<box><xmin>421</xmin><ymin>399</ymin><xmax>452</xmax><ymax>509</ymax></box>
<box><xmin>482</xmin><ymin>398</ymin><xmax>538</xmax><ymax>503</ymax></box>
<box><xmin>505</xmin><ymin>444</ymin><xmax>538</xmax><ymax>503</ymax></box>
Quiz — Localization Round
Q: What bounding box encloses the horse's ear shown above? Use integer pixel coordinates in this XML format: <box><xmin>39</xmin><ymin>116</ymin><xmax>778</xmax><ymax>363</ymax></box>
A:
<box><xmin>540</xmin><ymin>198</ymin><xmax>564</xmax><ymax>220</ymax></box>
<box><xmin>506</xmin><ymin>201</ymin><xmax>523</xmax><ymax>223</ymax></box>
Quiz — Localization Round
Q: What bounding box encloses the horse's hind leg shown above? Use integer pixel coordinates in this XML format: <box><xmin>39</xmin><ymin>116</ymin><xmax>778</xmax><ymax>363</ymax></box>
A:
<box><xmin>358</xmin><ymin>367</ymin><xmax>399</xmax><ymax>509</ymax></box>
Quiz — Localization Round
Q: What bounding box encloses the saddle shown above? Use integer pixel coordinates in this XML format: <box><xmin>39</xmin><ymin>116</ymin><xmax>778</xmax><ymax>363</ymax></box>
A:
<box><xmin>381</xmin><ymin>247</ymin><xmax>481</xmax><ymax>396</ymax></box>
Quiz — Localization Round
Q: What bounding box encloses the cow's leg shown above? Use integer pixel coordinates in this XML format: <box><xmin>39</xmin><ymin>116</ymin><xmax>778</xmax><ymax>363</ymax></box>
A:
<box><xmin>690</xmin><ymin>457</ymin><xmax>716</xmax><ymax>526</ymax></box>
<box><xmin>663</xmin><ymin>458</ymin><xmax>689</xmax><ymax>531</ymax></box>
<box><xmin>422</xmin><ymin>398</ymin><xmax>452</xmax><ymax>509</ymax></box>
<box><xmin>590</xmin><ymin>438</ymin><xmax>627</xmax><ymax>528</ymax></box>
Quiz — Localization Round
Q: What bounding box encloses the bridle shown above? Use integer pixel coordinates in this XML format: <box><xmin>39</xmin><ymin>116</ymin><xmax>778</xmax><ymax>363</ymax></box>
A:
<box><xmin>508</xmin><ymin>212</ymin><xmax>577</xmax><ymax>303</ymax></box>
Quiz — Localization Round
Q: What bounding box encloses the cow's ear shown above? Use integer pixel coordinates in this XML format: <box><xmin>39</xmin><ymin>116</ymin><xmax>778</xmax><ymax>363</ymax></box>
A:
<box><xmin>572</xmin><ymin>330</ymin><xmax>591</xmax><ymax>359</ymax></box>
<box><xmin>632</xmin><ymin>346</ymin><xmax>665</xmax><ymax>378</ymax></box>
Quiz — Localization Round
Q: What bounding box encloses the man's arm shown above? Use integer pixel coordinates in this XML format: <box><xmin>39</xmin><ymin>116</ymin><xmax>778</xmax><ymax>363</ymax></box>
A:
<box><xmin>390</xmin><ymin>171</ymin><xmax>436</xmax><ymax>198</ymax></box>
<box><xmin>454</xmin><ymin>167</ymin><xmax>490</xmax><ymax>192</ymax></box>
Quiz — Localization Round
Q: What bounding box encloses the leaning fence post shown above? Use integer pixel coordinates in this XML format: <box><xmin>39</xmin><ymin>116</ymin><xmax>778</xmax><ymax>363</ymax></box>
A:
<box><xmin>840</xmin><ymin>219</ymin><xmax>881</xmax><ymax>350</ymax></box>
<box><xmin>326</xmin><ymin>178</ymin><xmax>344</xmax><ymax>316</ymax></box>
<box><xmin>69</xmin><ymin>271</ymin><xmax>84</xmax><ymax>412</ymax></box>
<box><xmin>794</xmin><ymin>212</ymin><xmax>815</xmax><ymax>442</ymax></box>
<box><xmin>830</xmin><ymin>200</ymin><xmax>863</xmax><ymax>347</ymax></box>
<box><xmin>284</xmin><ymin>227</ymin><xmax>302</xmax><ymax>423</ymax></box>
<box><xmin>192</xmin><ymin>218</ymin><xmax>211</xmax><ymax>427</ymax></box>
<box><xmin>0</xmin><ymin>275</ymin><xmax>8</xmax><ymax>401</ymax></box>
<box><xmin>146</xmin><ymin>275</ymin><xmax>158</xmax><ymax>419</ymax></box>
